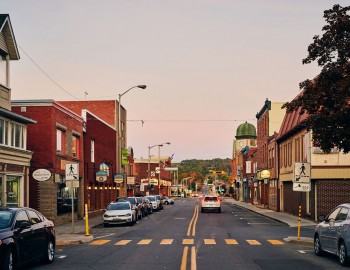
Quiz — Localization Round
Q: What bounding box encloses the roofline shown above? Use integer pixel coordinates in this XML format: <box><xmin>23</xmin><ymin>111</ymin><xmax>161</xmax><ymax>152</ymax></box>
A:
<box><xmin>0</xmin><ymin>14</ymin><xmax>20</xmax><ymax>60</ymax></box>
<box><xmin>0</xmin><ymin>108</ymin><xmax>36</xmax><ymax>124</ymax></box>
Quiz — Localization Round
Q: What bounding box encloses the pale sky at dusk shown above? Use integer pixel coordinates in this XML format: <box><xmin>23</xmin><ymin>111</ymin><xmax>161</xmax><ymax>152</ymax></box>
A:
<box><xmin>1</xmin><ymin>1</ymin><xmax>349</xmax><ymax>162</ymax></box>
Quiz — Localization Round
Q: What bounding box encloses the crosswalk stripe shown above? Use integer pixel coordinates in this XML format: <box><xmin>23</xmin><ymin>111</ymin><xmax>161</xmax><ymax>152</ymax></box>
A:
<box><xmin>267</xmin><ymin>240</ymin><xmax>284</xmax><ymax>245</ymax></box>
<box><xmin>160</xmin><ymin>239</ymin><xmax>174</xmax><ymax>245</ymax></box>
<box><xmin>246</xmin><ymin>240</ymin><xmax>261</xmax><ymax>245</ymax></box>
<box><xmin>204</xmin><ymin>239</ymin><xmax>216</xmax><ymax>245</ymax></box>
<box><xmin>138</xmin><ymin>239</ymin><xmax>152</xmax><ymax>245</ymax></box>
<box><xmin>89</xmin><ymin>240</ymin><xmax>111</xmax><ymax>245</ymax></box>
<box><xmin>115</xmin><ymin>240</ymin><xmax>132</xmax><ymax>245</ymax></box>
<box><xmin>183</xmin><ymin>239</ymin><xmax>194</xmax><ymax>245</ymax></box>
<box><xmin>225</xmin><ymin>239</ymin><xmax>238</xmax><ymax>245</ymax></box>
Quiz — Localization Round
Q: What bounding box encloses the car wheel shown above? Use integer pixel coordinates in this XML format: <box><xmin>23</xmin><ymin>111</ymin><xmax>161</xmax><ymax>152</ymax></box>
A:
<box><xmin>43</xmin><ymin>239</ymin><xmax>55</xmax><ymax>264</ymax></box>
<box><xmin>218</xmin><ymin>208</ymin><xmax>221</xmax><ymax>213</ymax></box>
<box><xmin>165</xmin><ymin>201</ymin><xmax>169</xmax><ymax>205</ymax></box>
<box><xmin>104</xmin><ymin>223</ymin><xmax>109</xmax><ymax>227</ymax></box>
<box><xmin>2</xmin><ymin>248</ymin><xmax>15</xmax><ymax>270</ymax></box>
<box><xmin>314</xmin><ymin>235</ymin><xmax>324</xmax><ymax>256</ymax></box>
<box><xmin>339</xmin><ymin>241</ymin><xmax>349</xmax><ymax>266</ymax></box>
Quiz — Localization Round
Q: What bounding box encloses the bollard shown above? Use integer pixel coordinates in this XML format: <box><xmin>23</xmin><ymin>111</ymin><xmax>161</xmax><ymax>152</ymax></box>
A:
<box><xmin>85</xmin><ymin>204</ymin><xmax>90</xmax><ymax>236</ymax></box>
<box><xmin>297</xmin><ymin>205</ymin><xmax>301</xmax><ymax>239</ymax></box>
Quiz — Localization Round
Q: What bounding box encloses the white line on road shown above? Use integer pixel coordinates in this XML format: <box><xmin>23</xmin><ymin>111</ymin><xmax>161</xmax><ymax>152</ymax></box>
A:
<box><xmin>58</xmin><ymin>256</ymin><xmax>67</xmax><ymax>259</ymax></box>
<box><xmin>93</xmin><ymin>233</ymin><xmax>115</xmax><ymax>239</ymax></box>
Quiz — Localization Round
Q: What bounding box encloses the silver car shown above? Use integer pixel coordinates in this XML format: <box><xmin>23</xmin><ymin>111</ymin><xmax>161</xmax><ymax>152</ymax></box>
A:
<box><xmin>314</xmin><ymin>203</ymin><xmax>350</xmax><ymax>266</ymax></box>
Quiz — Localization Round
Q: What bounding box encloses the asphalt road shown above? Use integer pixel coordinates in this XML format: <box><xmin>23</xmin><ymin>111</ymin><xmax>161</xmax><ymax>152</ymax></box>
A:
<box><xmin>28</xmin><ymin>198</ymin><xmax>346</xmax><ymax>270</ymax></box>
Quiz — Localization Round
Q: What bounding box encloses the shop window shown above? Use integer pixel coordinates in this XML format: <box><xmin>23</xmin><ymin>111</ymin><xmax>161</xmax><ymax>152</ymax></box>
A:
<box><xmin>6</xmin><ymin>176</ymin><xmax>20</xmax><ymax>207</ymax></box>
<box><xmin>57</xmin><ymin>175</ymin><xmax>78</xmax><ymax>215</ymax></box>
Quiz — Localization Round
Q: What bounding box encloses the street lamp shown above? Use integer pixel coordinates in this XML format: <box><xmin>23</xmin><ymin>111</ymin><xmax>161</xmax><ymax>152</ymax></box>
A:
<box><xmin>118</xmin><ymin>85</ymin><xmax>146</xmax><ymax>196</ymax></box>
<box><xmin>147</xmin><ymin>142</ymin><xmax>170</xmax><ymax>194</ymax></box>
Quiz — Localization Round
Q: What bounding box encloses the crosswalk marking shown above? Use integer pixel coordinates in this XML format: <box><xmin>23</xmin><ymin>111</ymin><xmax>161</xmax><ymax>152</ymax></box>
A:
<box><xmin>183</xmin><ymin>239</ymin><xmax>194</xmax><ymax>245</ymax></box>
<box><xmin>138</xmin><ymin>239</ymin><xmax>152</xmax><ymax>245</ymax></box>
<box><xmin>89</xmin><ymin>240</ymin><xmax>111</xmax><ymax>245</ymax></box>
<box><xmin>246</xmin><ymin>240</ymin><xmax>261</xmax><ymax>245</ymax></box>
<box><xmin>67</xmin><ymin>238</ymin><xmax>286</xmax><ymax>246</ymax></box>
<box><xmin>204</xmin><ymin>239</ymin><xmax>216</xmax><ymax>245</ymax></box>
<box><xmin>115</xmin><ymin>240</ymin><xmax>132</xmax><ymax>246</ymax></box>
<box><xmin>225</xmin><ymin>239</ymin><xmax>238</xmax><ymax>245</ymax></box>
<box><xmin>267</xmin><ymin>240</ymin><xmax>284</xmax><ymax>245</ymax></box>
<box><xmin>160</xmin><ymin>239</ymin><xmax>174</xmax><ymax>245</ymax></box>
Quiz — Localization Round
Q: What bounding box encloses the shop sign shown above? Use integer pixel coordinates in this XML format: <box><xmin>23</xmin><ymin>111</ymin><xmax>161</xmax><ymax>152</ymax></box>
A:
<box><xmin>149</xmin><ymin>179</ymin><xmax>158</xmax><ymax>185</ymax></box>
<box><xmin>32</xmin><ymin>169</ymin><xmax>52</xmax><ymax>181</ymax></box>
<box><xmin>96</xmin><ymin>170</ymin><xmax>108</xmax><ymax>182</ymax></box>
<box><xmin>127</xmin><ymin>177</ymin><xmax>135</xmax><ymax>185</ymax></box>
<box><xmin>261</xmin><ymin>170</ymin><xmax>270</xmax><ymax>179</ymax></box>
<box><xmin>114</xmin><ymin>174</ymin><xmax>124</xmax><ymax>184</ymax></box>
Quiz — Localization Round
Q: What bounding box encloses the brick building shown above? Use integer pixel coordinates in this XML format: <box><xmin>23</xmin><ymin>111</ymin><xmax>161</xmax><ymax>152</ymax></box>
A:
<box><xmin>12</xmin><ymin>100</ymin><xmax>84</xmax><ymax>225</ymax></box>
<box><xmin>255</xmin><ymin>99</ymin><xmax>285</xmax><ymax>208</ymax></box>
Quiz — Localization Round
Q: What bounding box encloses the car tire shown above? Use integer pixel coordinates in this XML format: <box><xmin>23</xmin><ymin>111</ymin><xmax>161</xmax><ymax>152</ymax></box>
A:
<box><xmin>339</xmin><ymin>241</ymin><xmax>349</xmax><ymax>266</ymax></box>
<box><xmin>2</xmin><ymin>248</ymin><xmax>15</xmax><ymax>270</ymax></box>
<box><xmin>218</xmin><ymin>208</ymin><xmax>221</xmax><ymax>213</ymax></box>
<box><xmin>104</xmin><ymin>223</ymin><xmax>109</xmax><ymax>227</ymax></box>
<box><xmin>314</xmin><ymin>235</ymin><xmax>324</xmax><ymax>256</ymax></box>
<box><xmin>43</xmin><ymin>239</ymin><xmax>55</xmax><ymax>264</ymax></box>
<box><xmin>165</xmin><ymin>201</ymin><xmax>169</xmax><ymax>205</ymax></box>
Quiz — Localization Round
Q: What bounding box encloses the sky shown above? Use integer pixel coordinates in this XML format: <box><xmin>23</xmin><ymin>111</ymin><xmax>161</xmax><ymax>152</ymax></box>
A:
<box><xmin>1</xmin><ymin>1</ymin><xmax>349</xmax><ymax>162</ymax></box>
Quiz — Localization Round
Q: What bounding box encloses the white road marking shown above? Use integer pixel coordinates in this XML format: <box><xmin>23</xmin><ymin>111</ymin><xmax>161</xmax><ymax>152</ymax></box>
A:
<box><xmin>57</xmin><ymin>255</ymin><xmax>67</xmax><ymax>259</ymax></box>
<box><xmin>93</xmin><ymin>233</ymin><xmax>115</xmax><ymax>239</ymax></box>
<box><xmin>298</xmin><ymin>250</ymin><xmax>306</xmax><ymax>254</ymax></box>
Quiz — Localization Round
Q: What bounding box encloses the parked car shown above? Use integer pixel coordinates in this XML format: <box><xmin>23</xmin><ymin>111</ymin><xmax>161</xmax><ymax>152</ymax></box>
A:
<box><xmin>103</xmin><ymin>202</ymin><xmax>136</xmax><ymax>227</ymax></box>
<box><xmin>155</xmin><ymin>195</ymin><xmax>164</xmax><ymax>210</ymax></box>
<box><xmin>201</xmin><ymin>196</ymin><xmax>221</xmax><ymax>213</ymax></box>
<box><xmin>136</xmin><ymin>197</ymin><xmax>148</xmax><ymax>217</ymax></box>
<box><xmin>145</xmin><ymin>196</ymin><xmax>159</xmax><ymax>211</ymax></box>
<box><xmin>143</xmin><ymin>198</ymin><xmax>153</xmax><ymax>214</ymax></box>
<box><xmin>163</xmin><ymin>196</ymin><xmax>174</xmax><ymax>205</ymax></box>
<box><xmin>116</xmin><ymin>197</ymin><xmax>142</xmax><ymax>220</ymax></box>
<box><xmin>0</xmin><ymin>207</ymin><xmax>55</xmax><ymax>270</ymax></box>
<box><xmin>314</xmin><ymin>203</ymin><xmax>350</xmax><ymax>266</ymax></box>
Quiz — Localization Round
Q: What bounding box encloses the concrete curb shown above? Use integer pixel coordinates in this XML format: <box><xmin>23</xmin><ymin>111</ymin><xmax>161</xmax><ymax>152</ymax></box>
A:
<box><xmin>284</xmin><ymin>236</ymin><xmax>313</xmax><ymax>246</ymax></box>
<box><xmin>56</xmin><ymin>234</ymin><xmax>94</xmax><ymax>246</ymax></box>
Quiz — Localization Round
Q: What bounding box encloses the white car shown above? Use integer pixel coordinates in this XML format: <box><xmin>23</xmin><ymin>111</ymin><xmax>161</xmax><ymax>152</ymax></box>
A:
<box><xmin>163</xmin><ymin>196</ymin><xmax>174</xmax><ymax>205</ymax></box>
<box><xmin>103</xmin><ymin>202</ymin><xmax>136</xmax><ymax>226</ymax></box>
<box><xmin>201</xmin><ymin>196</ymin><xmax>221</xmax><ymax>213</ymax></box>
<box><xmin>145</xmin><ymin>195</ymin><xmax>160</xmax><ymax>211</ymax></box>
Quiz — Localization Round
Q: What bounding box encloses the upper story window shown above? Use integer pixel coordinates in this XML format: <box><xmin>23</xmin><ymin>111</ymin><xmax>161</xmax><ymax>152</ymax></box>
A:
<box><xmin>72</xmin><ymin>134</ymin><xmax>80</xmax><ymax>158</ymax></box>
<box><xmin>56</xmin><ymin>128</ymin><xmax>66</xmax><ymax>154</ymax></box>
<box><xmin>91</xmin><ymin>140</ymin><xmax>95</xmax><ymax>163</ymax></box>
<box><xmin>0</xmin><ymin>54</ymin><xmax>7</xmax><ymax>87</ymax></box>
<box><xmin>0</xmin><ymin>118</ymin><xmax>26</xmax><ymax>149</ymax></box>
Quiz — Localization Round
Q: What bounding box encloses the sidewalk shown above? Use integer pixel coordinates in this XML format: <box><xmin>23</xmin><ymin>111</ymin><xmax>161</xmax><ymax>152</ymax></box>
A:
<box><xmin>55</xmin><ymin>214</ymin><xmax>103</xmax><ymax>245</ymax></box>
<box><xmin>226</xmin><ymin>198</ymin><xmax>315</xmax><ymax>246</ymax></box>
<box><xmin>55</xmin><ymin>198</ymin><xmax>316</xmax><ymax>246</ymax></box>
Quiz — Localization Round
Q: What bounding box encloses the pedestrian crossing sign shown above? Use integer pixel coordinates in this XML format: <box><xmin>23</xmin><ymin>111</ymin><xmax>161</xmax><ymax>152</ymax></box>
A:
<box><xmin>293</xmin><ymin>162</ymin><xmax>310</xmax><ymax>183</ymax></box>
<box><xmin>65</xmin><ymin>163</ymin><xmax>79</xmax><ymax>180</ymax></box>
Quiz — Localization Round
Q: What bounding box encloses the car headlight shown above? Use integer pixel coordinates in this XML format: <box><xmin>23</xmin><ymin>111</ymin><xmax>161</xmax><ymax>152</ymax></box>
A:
<box><xmin>127</xmin><ymin>213</ymin><xmax>131</xmax><ymax>216</ymax></box>
<box><xmin>104</xmin><ymin>214</ymin><xmax>110</xmax><ymax>218</ymax></box>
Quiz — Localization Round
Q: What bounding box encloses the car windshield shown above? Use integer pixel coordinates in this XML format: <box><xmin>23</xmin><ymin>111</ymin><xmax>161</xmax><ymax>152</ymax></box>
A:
<box><xmin>146</xmin><ymin>196</ymin><xmax>156</xmax><ymax>202</ymax></box>
<box><xmin>163</xmin><ymin>196</ymin><xmax>169</xmax><ymax>199</ymax></box>
<box><xmin>119</xmin><ymin>198</ymin><xmax>135</xmax><ymax>205</ymax></box>
<box><xmin>107</xmin><ymin>203</ymin><xmax>130</xmax><ymax>211</ymax></box>
<box><xmin>136</xmin><ymin>197</ymin><xmax>142</xmax><ymax>203</ymax></box>
<box><xmin>0</xmin><ymin>211</ymin><xmax>14</xmax><ymax>229</ymax></box>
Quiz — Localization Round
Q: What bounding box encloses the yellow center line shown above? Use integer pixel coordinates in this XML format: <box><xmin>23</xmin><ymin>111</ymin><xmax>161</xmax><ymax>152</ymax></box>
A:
<box><xmin>187</xmin><ymin>205</ymin><xmax>198</xmax><ymax>236</ymax></box>
<box><xmin>191</xmin><ymin>206</ymin><xmax>199</xmax><ymax>236</ymax></box>
<box><xmin>191</xmin><ymin>246</ymin><xmax>197</xmax><ymax>270</ymax></box>
<box><xmin>180</xmin><ymin>246</ymin><xmax>189</xmax><ymax>270</ymax></box>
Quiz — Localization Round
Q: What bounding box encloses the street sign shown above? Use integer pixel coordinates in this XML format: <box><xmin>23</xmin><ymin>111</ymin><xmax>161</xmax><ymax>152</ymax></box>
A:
<box><xmin>114</xmin><ymin>174</ymin><xmax>124</xmax><ymax>184</ymax></box>
<box><xmin>293</xmin><ymin>162</ymin><xmax>311</xmax><ymax>183</ymax></box>
<box><xmin>65</xmin><ymin>164</ymin><xmax>79</xmax><ymax>180</ymax></box>
<box><xmin>293</xmin><ymin>182</ymin><xmax>311</xmax><ymax>192</ymax></box>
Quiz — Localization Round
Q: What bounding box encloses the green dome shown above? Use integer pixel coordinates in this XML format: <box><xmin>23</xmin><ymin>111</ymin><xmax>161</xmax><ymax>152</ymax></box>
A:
<box><xmin>236</xmin><ymin>122</ymin><xmax>257</xmax><ymax>139</ymax></box>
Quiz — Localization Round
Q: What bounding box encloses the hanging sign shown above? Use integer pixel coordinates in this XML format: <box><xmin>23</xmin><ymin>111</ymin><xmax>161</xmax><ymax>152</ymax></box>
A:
<box><xmin>32</xmin><ymin>169</ymin><xmax>52</xmax><ymax>181</ymax></box>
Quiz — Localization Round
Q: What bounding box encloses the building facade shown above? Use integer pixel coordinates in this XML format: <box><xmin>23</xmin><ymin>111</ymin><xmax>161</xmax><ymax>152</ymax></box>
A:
<box><xmin>12</xmin><ymin>100</ymin><xmax>84</xmax><ymax>225</ymax></box>
<box><xmin>0</xmin><ymin>15</ymin><xmax>36</xmax><ymax>208</ymax></box>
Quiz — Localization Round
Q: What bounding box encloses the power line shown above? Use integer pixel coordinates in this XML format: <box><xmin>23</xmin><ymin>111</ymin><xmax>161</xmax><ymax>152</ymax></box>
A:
<box><xmin>128</xmin><ymin>119</ymin><xmax>256</xmax><ymax>123</ymax></box>
<box><xmin>18</xmin><ymin>45</ymin><xmax>80</xmax><ymax>100</ymax></box>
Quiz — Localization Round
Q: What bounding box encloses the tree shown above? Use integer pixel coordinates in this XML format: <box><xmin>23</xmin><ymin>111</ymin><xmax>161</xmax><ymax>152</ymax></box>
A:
<box><xmin>282</xmin><ymin>4</ymin><xmax>350</xmax><ymax>153</ymax></box>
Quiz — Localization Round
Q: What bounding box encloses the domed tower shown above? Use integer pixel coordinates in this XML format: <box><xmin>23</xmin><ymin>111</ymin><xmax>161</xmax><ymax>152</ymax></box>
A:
<box><xmin>233</xmin><ymin>122</ymin><xmax>257</xmax><ymax>155</ymax></box>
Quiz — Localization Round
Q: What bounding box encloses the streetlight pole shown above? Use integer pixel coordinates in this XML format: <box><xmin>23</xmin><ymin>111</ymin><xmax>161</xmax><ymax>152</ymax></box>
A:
<box><xmin>118</xmin><ymin>85</ymin><xmax>146</xmax><ymax>196</ymax></box>
<box><xmin>158</xmin><ymin>142</ymin><xmax>170</xmax><ymax>195</ymax></box>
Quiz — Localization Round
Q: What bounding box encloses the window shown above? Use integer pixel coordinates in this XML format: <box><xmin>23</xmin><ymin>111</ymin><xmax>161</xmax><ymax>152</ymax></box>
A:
<box><xmin>15</xmin><ymin>210</ymin><xmax>29</xmax><ymax>228</ymax></box>
<box><xmin>91</xmin><ymin>140</ymin><xmax>95</xmax><ymax>163</ymax></box>
<box><xmin>56</xmin><ymin>128</ymin><xmax>66</xmax><ymax>154</ymax></box>
<box><xmin>72</xmin><ymin>135</ymin><xmax>80</xmax><ymax>158</ymax></box>
<box><xmin>27</xmin><ymin>210</ymin><xmax>42</xmax><ymax>224</ymax></box>
<box><xmin>0</xmin><ymin>54</ymin><xmax>7</xmax><ymax>86</ymax></box>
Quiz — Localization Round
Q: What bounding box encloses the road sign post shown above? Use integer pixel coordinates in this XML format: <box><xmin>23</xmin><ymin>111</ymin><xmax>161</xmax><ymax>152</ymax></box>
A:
<box><xmin>65</xmin><ymin>163</ymin><xmax>79</xmax><ymax>233</ymax></box>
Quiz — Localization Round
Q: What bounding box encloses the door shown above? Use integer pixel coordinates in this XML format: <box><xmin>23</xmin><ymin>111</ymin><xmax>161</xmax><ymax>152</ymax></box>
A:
<box><xmin>329</xmin><ymin>207</ymin><xmax>350</xmax><ymax>253</ymax></box>
<box><xmin>27</xmin><ymin>209</ymin><xmax>47</xmax><ymax>258</ymax></box>
<box><xmin>319</xmin><ymin>207</ymin><xmax>341</xmax><ymax>251</ymax></box>
<box><xmin>14</xmin><ymin>210</ymin><xmax>34</xmax><ymax>263</ymax></box>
